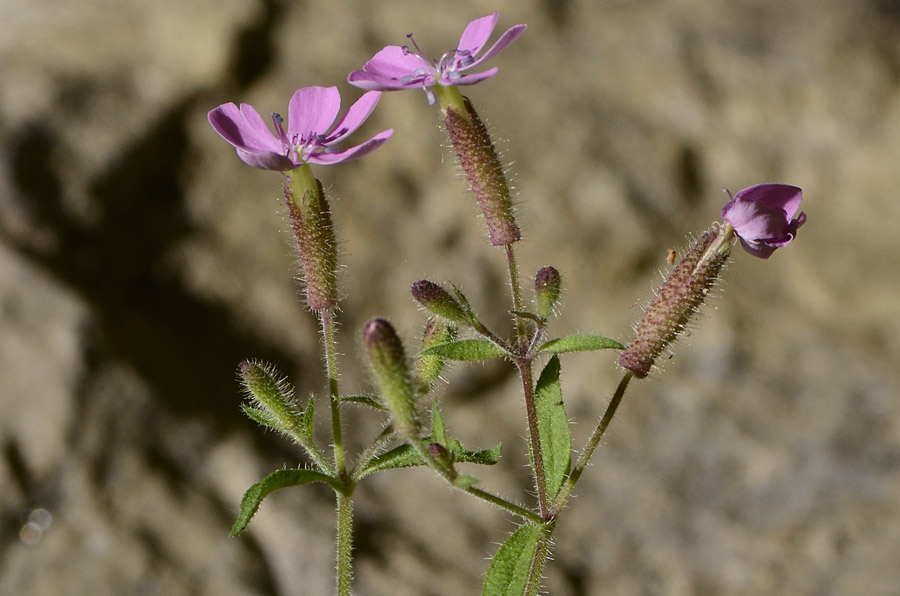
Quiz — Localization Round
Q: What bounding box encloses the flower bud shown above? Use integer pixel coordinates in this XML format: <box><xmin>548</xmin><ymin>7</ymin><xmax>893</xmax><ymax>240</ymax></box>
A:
<box><xmin>364</xmin><ymin>319</ymin><xmax>419</xmax><ymax>438</ymax></box>
<box><xmin>427</xmin><ymin>442</ymin><xmax>454</xmax><ymax>468</ymax></box>
<box><xmin>238</xmin><ymin>360</ymin><xmax>300</xmax><ymax>428</ymax></box>
<box><xmin>411</xmin><ymin>280</ymin><xmax>470</xmax><ymax>325</ymax></box>
<box><xmin>618</xmin><ymin>223</ymin><xmax>734</xmax><ymax>378</ymax></box>
<box><xmin>415</xmin><ymin>318</ymin><xmax>454</xmax><ymax>393</ymax></box>
<box><xmin>284</xmin><ymin>171</ymin><xmax>338</xmax><ymax>311</ymax></box>
<box><xmin>443</xmin><ymin>97</ymin><xmax>521</xmax><ymax>246</ymax></box>
<box><xmin>534</xmin><ymin>266</ymin><xmax>562</xmax><ymax>319</ymax></box>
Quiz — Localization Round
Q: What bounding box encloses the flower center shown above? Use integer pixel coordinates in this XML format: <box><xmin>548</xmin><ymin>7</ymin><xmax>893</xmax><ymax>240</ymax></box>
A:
<box><xmin>270</xmin><ymin>112</ymin><xmax>329</xmax><ymax>163</ymax></box>
<box><xmin>400</xmin><ymin>33</ymin><xmax>472</xmax><ymax>104</ymax></box>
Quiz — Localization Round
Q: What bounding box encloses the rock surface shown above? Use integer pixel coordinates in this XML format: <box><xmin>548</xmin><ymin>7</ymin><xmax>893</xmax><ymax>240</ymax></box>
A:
<box><xmin>3</xmin><ymin>1</ymin><xmax>900</xmax><ymax>594</ymax></box>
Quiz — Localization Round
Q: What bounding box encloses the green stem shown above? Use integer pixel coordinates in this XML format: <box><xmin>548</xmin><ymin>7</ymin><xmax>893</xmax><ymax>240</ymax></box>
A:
<box><xmin>518</xmin><ymin>358</ymin><xmax>550</xmax><ymax>518</ymax></box>
<box><xmin>335</xmin><ymin>490</ymin><xmax>354</xmax><ymax>596</ymax></box>
<box><xmin>434</xmin><ymin>84</ymin><xmax>468</xmax><ymax>119</ymax></box>
<box><xmin>320</xmin><ymin>308</ymin><xmax>346</xmax><ymax>476</ymax></box>
<box><xmin>349</xmin><ymin>425</ymin><xmax>395</xmax><ymax>481</ymax></box>
<box><xmin>464</xmin><ymin>487</ymin><xmax>543</xmax><ymax>525</ymax></box>
<box><xmin>411</xmin><ymin>437</ymin><xmax>542</xmax><ymax>524</ymax></box>
<box><xmin>550</xmin><ymin>372</ymin><xmax>633</xmax><ymax>515</ymax></box>
<box><xmin>287</xmin><ymin>431</ymin><xmax>333</xmax><ymax>476</ymax></box>
<box><xmin>525</xmin><ymin>524</ymin><xmax>555</xmax><ymax>596</ymax></box>
<box><xmin>505</xmin><ymin>244</ymin><xmax>528</xmax><ymax>349</ymax></box>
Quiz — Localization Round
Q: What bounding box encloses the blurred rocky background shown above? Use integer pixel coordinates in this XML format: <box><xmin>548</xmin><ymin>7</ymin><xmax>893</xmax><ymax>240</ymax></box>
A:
<box><xmin>2</xmin><ymin>0</ymin><xmax>900</xmax><ymax>594</ymax></box>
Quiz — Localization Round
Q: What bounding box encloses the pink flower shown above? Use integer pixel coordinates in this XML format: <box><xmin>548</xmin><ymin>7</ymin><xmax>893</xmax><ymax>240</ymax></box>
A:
<box><xmin>721</xmin><ymin>183</ymin><xmax>806</xmax><ymax>258</ymax></box>
<box><xmin>208</xmin><ymin>86</ymin><xmax>392</xmax><ymax>171</ymax></box>
<box><xmin>347</xmin><ymin>13</ymin><xmax>526</xmax><ymax>103</ymax></box>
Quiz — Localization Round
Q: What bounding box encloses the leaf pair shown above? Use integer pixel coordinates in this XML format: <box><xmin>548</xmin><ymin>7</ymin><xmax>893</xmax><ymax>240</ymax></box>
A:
<box><xmin>421</xmin><ymin>334</ymin><xmax>623</xmax><ymax>362</ymax></box>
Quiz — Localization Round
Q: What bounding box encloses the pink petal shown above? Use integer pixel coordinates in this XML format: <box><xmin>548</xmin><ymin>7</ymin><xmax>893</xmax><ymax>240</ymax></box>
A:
<box><xmin>457</xmin><ymin>13</ymin><xmax>499</xmax><ymax>56</ymax></box>
<box><xmin>466</xmin><ymin>24</ymin><xmax>527</xmax><ymax>68</ymax></box>
<box><xmin>738</xmin><ymin>238</ymin><xmax>778</xmax><ymax>259</ymax></box>
<box><xmin>235</xmin><ymin>148</ymin><xmax>295</xmax><ymax>171</ymax></box>
<box><xmin>347</xmin><ymin>71</ymin><xmax>418</xmax><ymax>90</ymax></box>
<box><xmin>287</xmin><ymin>86</ymin><xmax>342</xmax><ymax>139</ymax></box>
<box><xmin>361</xmin><ymin>46</ymin><xmax>429</xmax><ymax>79</ymax></box>
<box><xmin>324</xmin><ymin>91</ymin><xmax>382</xmax><ymax>144</ymax></box>
<box><xmin>442</xmin><ymin>67</ymin><xmax>498</xmax><ymax>87</ymax></box>
<box><xmin>735</xmin><ymin>183</ymin><xmax>803</xmax><ymax>218</ymax></box>
<box><xmin>208</xmin><ymin>103</ymin><xmax>281</xmax><ymax>153</ymax></box>
<box><xmin>723</xmin><ymin>197</ymin><xmax>789</xmax><ymax>242</ymax></box>
<box><xmin>306</xmin><ymin>129</ymin><xmax>393</xmax><ymax>165</ymax></box>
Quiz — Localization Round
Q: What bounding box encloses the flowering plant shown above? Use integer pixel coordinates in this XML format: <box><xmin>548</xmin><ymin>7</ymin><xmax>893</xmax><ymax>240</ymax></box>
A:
<box><xmin>207</xmin><ymin>12</ymin><xmax>806</xmax><ymax>596</ymax></box>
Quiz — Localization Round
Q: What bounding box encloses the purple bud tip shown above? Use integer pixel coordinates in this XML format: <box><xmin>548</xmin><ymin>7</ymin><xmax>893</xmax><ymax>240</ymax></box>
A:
<box><xmin>535</xmin><ymin>266</ymin><xmax>562</xmax><ymax>318</ymax></box>
<box><xmin>411</xmin><ymin>279</ymin><xmax>444</xmax><ymax>302</ymax></box>
<box><xmin>427</xmin><ymin>442</ymin><xmax>448</xmax><ymax>458</ymax></box>
<box><xmin>410</xmin><ymin>280</ymin><xmax>469</xmax><ymax>325</ymax></box>
<box><xmin>364</xmin><ymin>318</ymin><xmax>397</xmax><ymax>348</ymax></box>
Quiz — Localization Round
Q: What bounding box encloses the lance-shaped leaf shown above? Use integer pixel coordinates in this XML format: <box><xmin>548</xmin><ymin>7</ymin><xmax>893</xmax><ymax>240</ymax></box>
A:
<box><xmin>231</xmin><ymin>468</ymin><xmax>340</xmax><ymax>536</ymax></box>
<box><xmin>356</xmin><ymin>436</ymin><xmax>501</xmax><ymax>479</ymax></box>
<box><xmin>482</xmin><ymin>523</ymin><xmax>544</xmax><ymax>596</ymax></box>
<box><xmin>431</xmin><ymin>399</ymin><xmax>448</xmax><ymax>447</ymax></box>
<box><xmin>534</xmin><ymin>356</ymin><xmax>571</xmax><ymax>501</ymax></box>
<box><xmin>536</xmin><ymin>334</ymin><xmax>623</xmax><ymax>354</ymax></box>
<box><xmin>420</xmin><ymin>339</ymin><xmax>507</xmax><ymax>361</ymax></box>
<box><xmin>241</xmin><ymin>404</ymin><xmax>283</xmax><ymax>431</ymax></box>
<box><xmin>340</xmin><ymin>394</ymin><xmax>387</xmax><ymax>411</ymax></box>
<box><xmin>298</xmin><ymin>397</ymin><xmax>315</xmax><ymax>441</ymax></box>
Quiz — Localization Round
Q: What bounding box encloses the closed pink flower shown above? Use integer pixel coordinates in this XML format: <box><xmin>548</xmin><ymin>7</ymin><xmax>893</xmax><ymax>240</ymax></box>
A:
<box><xmin>722</xmin><ymin>183</ymin><xmax>806</xmax><ymax>258</ymax></box>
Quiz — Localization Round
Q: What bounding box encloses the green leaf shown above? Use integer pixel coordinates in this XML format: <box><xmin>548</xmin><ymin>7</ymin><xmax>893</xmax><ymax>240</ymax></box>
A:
<box><xmin>449</xmin><ymin>438</ymin><xmax>502</xmax><ymax>466</ymax></box>
<box><xmin>420</xmin><ymin>339</ymin><xmax>507</xmax><ymax>361</ymax></box>
<box><xmin>536</xmin><ymin>334</ymin><xmax>623</xmax><ymax>354</ymax></box>
<box><xmin>482</xmin><ymin>523</ymin><xmax>544</xmax><ymax>596</ymax></box>
<box><xmin>299</xmin><ymin>397</ymin><xmax>315</xmax><ymax>441</ymax></box>
<box><xmin>510</xmin><ymin>310</ymin><xmax>543</xmax><ymax>324</ymax></box>
<box><xmin>231</xmin><ymin>468</ymin><xmax>339</xmax><ymax>536</ymax></box>
<box><xmin>357</xmin><ymin>444</ymin><xmax>422</xmax><ymax>478</ymax></box>
<box><xmin>431</xmin><ymin>399</ymin><xmax>447</xmax><ymax>446</ymax></box>
<box><xmin>453</xmin><ymin>474</ymin><xmax>480</xmax><ymax>489</ymax></box>
<box><xmin>241</xmin><ymin>404</ymin><xmax>283</xmax><ymax>431</ymax></box>
<box><xmin>534</xmin><ymin>356</ymin><xmax>571</xmax><ymax>501</ymax></box>
<box><xmin>356</xmin><ymin>437</ymin><xmax>502</xmax><ymax>479</ymax></box>
<box><xmin>340</xmin><ymin>395</ymin><xmax>387</xmax><ymax>411</ymax></box>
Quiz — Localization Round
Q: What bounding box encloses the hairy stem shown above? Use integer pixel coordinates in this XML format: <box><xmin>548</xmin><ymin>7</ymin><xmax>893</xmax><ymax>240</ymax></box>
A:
<box><xmin>335</xmin><ymin>490</ymin><xmax>353</xmax><ymax>596</ymax></box>
<box><xmin>551</xmin><ymin>372</ymin><xmax>633</xmax><ymax>515</ymax></box>
<box><xmin>412</xmin><ymin>438</ymin><xmax>543</xmax><ymax>524</ymax></box>
<box><xmin>319</xmin><ymin>308</ymin><xmax>353</xmax><ymax>594</ymax></box>
<box><xmin>518</xmin><ymin>358</ymin><xmax>550</xmax><ymax>518</ymax></box>
<box><xmin>320</xmin><ymin>308</ymin><xmax>346</xmax><ymax>476</ymax></box>
<box><xmin>525</xmin><ymin>524</ymin><xmax>555</xmax><ymax>596</ymax></box>
<box><xmin>505</xmin><ymin>244</ymin><xmax>528</xmax><ymax>348</ymax></box>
